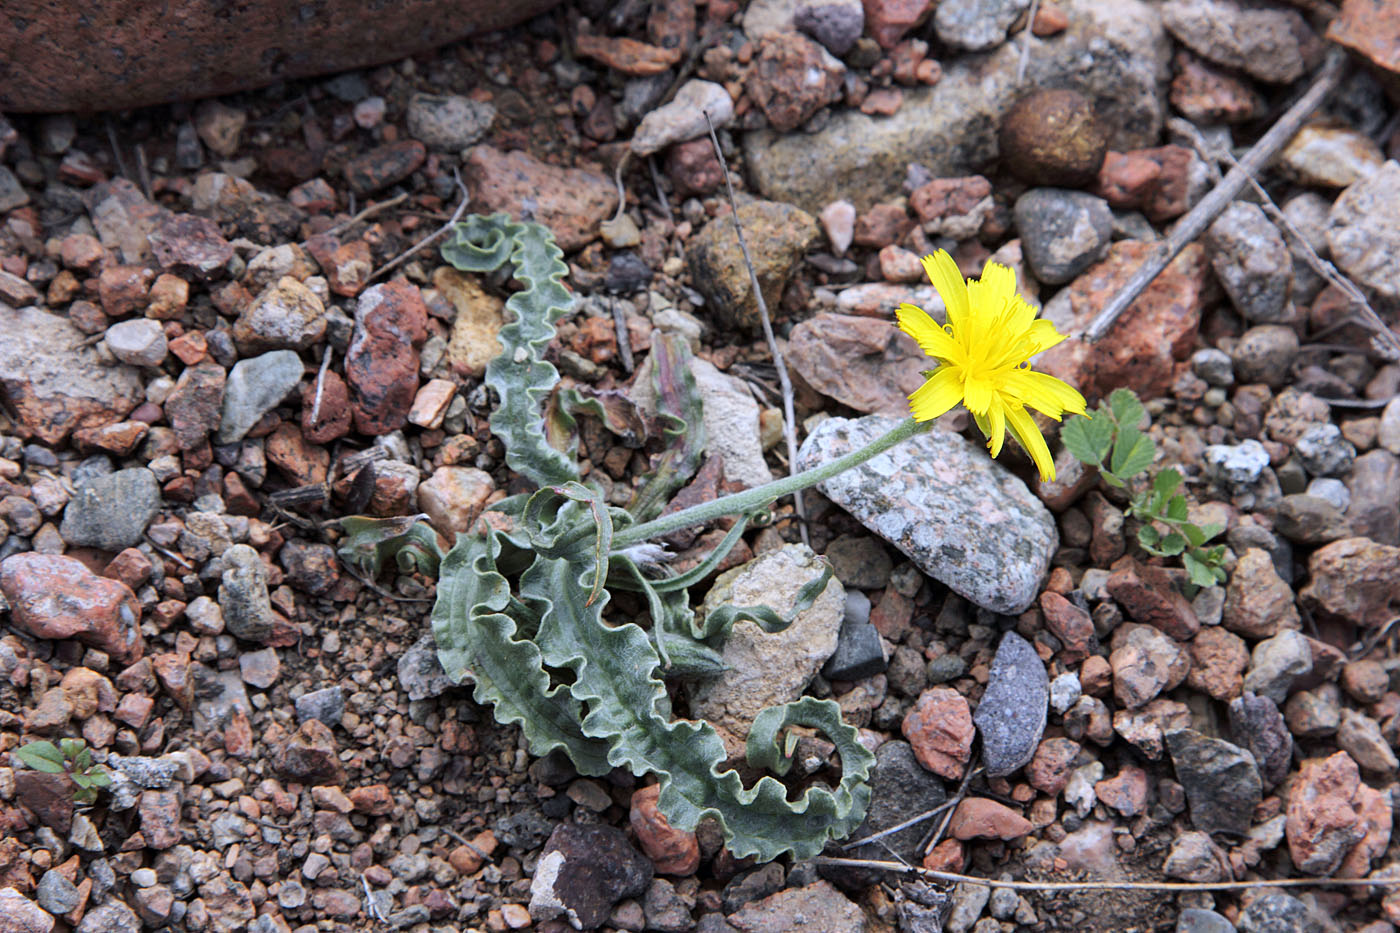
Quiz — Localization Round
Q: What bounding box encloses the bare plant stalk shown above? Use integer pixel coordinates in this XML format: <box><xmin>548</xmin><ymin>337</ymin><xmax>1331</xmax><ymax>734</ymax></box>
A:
<box><xmin>369</xmin><ymin>168</ymin><xmax>471</xmax><ymax>282</ymax></box>
<box><xmin>815</xmin><ymin>857</ymin><xmax>1400</xmax><ymax>892</ymax></box>
<box><xmin>1085</xmin><ymin>49</ymin><xmax>1349</xmax><ymax>343</ymax></box>
<box><xmin>703</xmin><ymin>110</ymin><xmax>810</xmax><ymax>546</ymax></box>
<box><xmin>1169</xmin><ymin>117</ymin><xmax>1400</xmax><ymax>363</ymax></box>
<box><xmin>1016</xmin><ymin>0</ymin><xmax>1043</xmax><ymax>86</ymax></box>
<box><xmin>320</xmin><ymin>192</ymin><xmax>410</xmax><ymax>239</ymax></box>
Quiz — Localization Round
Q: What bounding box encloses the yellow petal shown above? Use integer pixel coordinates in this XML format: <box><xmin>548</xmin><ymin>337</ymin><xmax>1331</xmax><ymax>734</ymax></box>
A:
<box><xmin>1007</xmin><ymin>404</ymin><xmax>1056</xmax><ymax>482</ymax></box>
<box><xmin>985</xmin><ymin>395</ymin><xmax>1006</xmax><ymax>458</ymax></box>
<box><xmin>1024</xmin><ymin>318</ymin><xmax>1068</xmax><ymax>355</ymax></box>
<box><xmin>1003</xmin><ymin>369</ymin><xmax>1088</xmax><ymax>419</ymax></box>
<box><xmin>896</xmin><ymin>303</ymin><xmax>962</xmax><ymax>363</ymax></box>
<box><xmin>908</xmin><ymin>367</ymin><xmax>963</xmax><ymax>422</ymax></box>
<box><xmin>922</xmin><ymin>250</ymin><xmax>970</xmax><ymax>333</ymax></box>
<box><xmin>977</xmin><ymin>260</ymin><xmax>1017</xmax><ymax>306</ymax></box>
<box><xmin>963</xmin><ymin>374</ymin><xmax>993</xmax><ymax>415</ymax></box>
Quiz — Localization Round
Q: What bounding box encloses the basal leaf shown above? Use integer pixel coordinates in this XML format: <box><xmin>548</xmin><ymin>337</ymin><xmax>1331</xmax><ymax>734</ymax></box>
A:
<box><xmin>1061</xmin><ymin>411</ymin><xmax>1113</xmax><ymax>468</ymax></box>
<box><xmin>431</xmin><ymin>528</ymin><xmax>612</xmax><ymax>776</ymax></box>
<box><xmin>338</xmin><ymin>514</ymin><xmax>443</xmax><ymax>578</ymax></box>
<box><xmin>627</xmin><ymin>333</ymin><xmax>706</xmax><ymax>522</ymax></box>
<box><xmin>442</xmin><ymin>213</ymin><xmax>580</xmax><ymax>488</ymax></box>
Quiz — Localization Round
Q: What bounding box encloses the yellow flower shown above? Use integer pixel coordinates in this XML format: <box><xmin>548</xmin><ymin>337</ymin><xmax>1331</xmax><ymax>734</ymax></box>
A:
<box><xmin>896</xmin><ymin>250</ymin><xmax>1087</xmax><ymax>482</ymax></box>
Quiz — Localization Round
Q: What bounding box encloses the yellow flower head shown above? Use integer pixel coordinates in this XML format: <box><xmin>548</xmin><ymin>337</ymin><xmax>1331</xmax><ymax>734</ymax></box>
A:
<box><xmin>896</xmin><ymin>250</ymin><xmax>1087</xmax><ymax>483</ymax></box>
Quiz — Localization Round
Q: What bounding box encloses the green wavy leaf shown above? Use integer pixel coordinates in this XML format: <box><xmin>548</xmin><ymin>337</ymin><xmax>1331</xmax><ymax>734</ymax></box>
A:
<box><xmin>441</xmin><ymin>213</ymin><xmax>579</xmax><ymax>487</ymax></box>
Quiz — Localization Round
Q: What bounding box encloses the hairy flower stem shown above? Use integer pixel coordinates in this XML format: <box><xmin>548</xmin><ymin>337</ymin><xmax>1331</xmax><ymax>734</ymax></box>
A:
<box><xmin>613</xmin><ymin>417</ymin><xmax>931</xmax><ymax>548</ymax></box>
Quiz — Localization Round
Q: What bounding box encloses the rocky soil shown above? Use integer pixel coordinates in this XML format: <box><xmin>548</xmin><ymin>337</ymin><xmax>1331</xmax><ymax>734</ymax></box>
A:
<box><xmin>1</xmin><ymin>1</ymin><xmax>1400</xmax><ymax>932</ymax></box>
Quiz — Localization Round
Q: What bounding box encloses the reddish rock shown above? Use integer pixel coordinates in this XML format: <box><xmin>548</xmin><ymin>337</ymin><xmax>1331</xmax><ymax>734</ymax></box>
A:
<box><xmin>14</xmin><ymin>770</ymin><xmax>75</xmax><ymax>833</ymax></box>
<box><xmin>305</xmin><ymin>236</ymin><xmax>373</xmax><ymax>297</ymax></box>
<box><xmin>96</xmin><ymin>265</ymin><xmax>153</xmax><ymax>318</ymax></box>
<box><xmin>902</xmin><ymin>686</ymin><xmax>974</xmax><ymax>780</ymax></box>
<box><xmin>417</xmin><ymin>466</ymin><xmax>496</xmax><ymax>538</ymax></box>
<box><xmin>164</xmin><ymin>361</ymin><xmax>227</xmax><ymax>451</ymax></box>
<box><xmin>139</xmin><ymin>789</ymin><xmax>182</xmax><ymax>849</ymax></box>
<box><xmin>575</xmin><ymin>33</ymin><xmax>681</xmax><ymax>75</ymax></box>
<box><xmin>1079</xmin><ymin>654</ymin><xmax>1112</xmax><ymax>696</ymax></box>
<box><xmin>921</xmin><ymin>838</ymin><xmax>965</xmax><ymax>872</ymax></box>
<box><xmin>1095</xmin><ymin>765</ymin><xmax>1149</xmax><ymax>817</ymax></box>
<box><xmin>301</xmin><ymin>370</ymin><xmax>353</xmax><ymax>443</ymax></box>
<box><xmin>630</xmin><ymin>784</ymin><xmax>700</xmax><ymax>876</ymax></box>
<box><xmin>345</xmin><ymin>141</ymin><xmax>426</xmax><ymax>194</ymax></box>
<box><xmin>71</xmin><ymin>420</ymin><xmax>148</xmax><ymax>456</ymax></box>
<box><xmin>1036</xmin><ymin>241</ymin><xmax>1207</xmax><ymax>402</ymax></box>
<box><xmin>1327</xmin><ymin>0</ymin><xmax>1400</xmax><ymax>74</ymax></box>
<box><xmin>151</xmin><ymin>652</ymin><xmax>194</xmax><ymax>709</ymax></box>
<box><xmin>1040</xmin><ymin>591</ymin><xmax>1094</xmax><ymax>663</ymax></box>
<box><xmin>274</xmin><ymin>719</ymin><xmax>347</xmax><ymax>785</ymax></box>
<box><xmin>910</xmin><ymin>175</ymin><xmax>994</xmax><ymax>239</ymax></box>
<box><xmin>1106</xmin><ymin>558</ymin><xmax>1200</xmax><ymax>640</ymax></box>
<box><xmin>852</xmin><ymin>203</ymin><xmax>914</xmax><ymax>248</ymax></box>
<box><xmin>1025</xmin><ymin>737</ymin><xmax>1080</xmax><ymax>796</ymax></box>
<box><xmin>946</xmin><ymin>797</ymin><xmax>1032</xmax><ymax>840</ymax></box>
<box><xmin>1109</xmin><ymin>622</ymin><xmax>1190</xmax><ymax>710</ymax></box>
<box><xmin>60</xmin><ymin>667</ymin><xmax>115</xmax><ymax>720</ymax></box>
<box><xmin>748</xmin><ymin>32</ymin><xmax>845</xmax><ymax>133</ymax></box>
<box><xmin>1113</xmin><ymin>698</ymin><xmax>1190</xmax><ymax>759</ymax></box>
<box><xmin>665</xmin><ymin>138</ymin><xmax>723</xmax><ymax>197</ymax></box>
<box><xmin>1170</xmin><ymin>52</ymin><xmax>1259</xmax><ymax>125</ymax></box>
<box><xmin>864</xmin><ymin>0</ymin><xmax>935</xmax><ymax>48</ymax></box>
<box><xmin>787</xmin><ymin>312</ymin><xmax>927</xmax><ymax>415</ymax></box>
<box><xmin>448</xmin><ymin>830</ymin><xmax>498</xmax><ymax>875</ymax></box>
<box><xmin>1</xmin><ymin>553</ymin><xmax>143</xmax><ymax>663</ymax></box>
<box><xmin>344</xmin><ymin>282</ymin><xmax>428</xmax><ymax>435</ymax></box>
<box><xmin>1186</xmin><ymin>626</ymin><xmax>1249</xmax><ymax>701</ymax></box>
<box><xmin>266</xmin><ymin>422</ymin><xmax>330</xmax><ymax>486</ymax></box>
<box><xmin>464</xmin><ymin>146</ymin><xmax>618</xmax><ymax>252</ymax></box>
<box><xmin>0</xmin><ymin>1</ymin><xmax>559</xmax><ymax>112</ymax></box>
<box><xmin>349</xmin><ymin>784</ymin><xmax>395</xmax><ymax>816</ymax></box>
<box><xmin>1223</xmin><ymin>547</ymin><xmax>1300</xmax><ymax>638</ymax></box>
<box><xmin>1287</xmin><ymin>752</ymin><xmax>1374</xmax><ymax>876</ymax></box>
<box><xmin>147</xmin><ymin>213</ymin><xmax>234</xmax><ymax>280</ymax></box>
<box><xmin>1299</xmin><ymin>537</ymin><xmax>1400</xmax><ymax>628</ymax></box>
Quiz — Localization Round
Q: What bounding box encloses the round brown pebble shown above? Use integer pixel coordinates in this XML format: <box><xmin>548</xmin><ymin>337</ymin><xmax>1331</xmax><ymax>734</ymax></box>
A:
<box><xmin>999</xmin><ymin>88</ymin><xmax>1108</xmax><ymax>188</ymax></box>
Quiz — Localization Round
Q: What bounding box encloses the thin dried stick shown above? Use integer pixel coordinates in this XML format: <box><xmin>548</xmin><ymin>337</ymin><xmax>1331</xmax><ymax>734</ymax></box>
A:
<box><xmin>610</xmin><ymin>296</ymin><xmax>635</xmax><ymax>374</ymax></box>
<box><xmin>816</xmin><ymin>857</ymin><xmax>1400</xmax><ymax>892</ymax></box>
<box><xmin>369</xmin><ymin>168</ymin><xmax>471</xmax><ymax>282</ymax></box>
<box><xmin>103</xmin><ymin>115</ymin><xmax>132</xmax><ymax>182</ymax></box>
<box><xmin>704</xmin><ymin>110</ymin><xmax>810</xmax><ymax>547</ymax></box>
<box><xmin>319</xmin><ymin>192</ymin><xmax>409</xmax><ymax>240</ymax></box>
<box><xmin>1085</xmin><ymin>48</ymin><xmax>1349</xmax><ymax>343</ymax></box>
<box><xmin>1169</xmin><ymin>117</ymin><xmax>1400</xmax><ymax>364</ymax></box>
<box><xmin>311</xmin><ymin>343</ymin><xmax>334</xmax><ymax>428</ymax></box>
<box><xmin>923</xmin><ymin>761</ymin><xmax>979</xmax><ymax>855</ymax></box>
<box><xmin>843</xmin><ymin>797</ymin><xmax>958</xmax><ymax>851</ymax></box>
<box><xmin>1016</xmin><ymin>0</ymin><xmax>1043</xmax><ymax>86</ymax></box>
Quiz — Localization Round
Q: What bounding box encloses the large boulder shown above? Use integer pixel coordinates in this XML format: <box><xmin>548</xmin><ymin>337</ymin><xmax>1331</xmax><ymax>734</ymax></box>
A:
<box><xmin>0</xmin><ymin>0</ymin><xmax>561</xmax><ymax>112</ymax></box>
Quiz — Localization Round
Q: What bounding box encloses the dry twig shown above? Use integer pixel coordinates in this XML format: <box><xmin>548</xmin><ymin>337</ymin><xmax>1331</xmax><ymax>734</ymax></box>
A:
<box><xmin>1016</xmin><ymin>0</ymin><xmax>1043</xmax><ymax>86</ymax></box>
<box><xmin>1086</xmin><ymin>49</ymin><xmax>1349</xmax><ymax>343</ymax></box>
<box><xmin>815</xmin><ymin>857</ymin><xmax>1400</xmax><ymax>892</ymax></box>
<box><xmin>923</xmin><ymin>761</ymin><xmax>980</xmax><ymax>855</ymax></box>
<box><xmin>320</xmin><ymin>192</ymin><xmax>409</xmax><ymax>240</ymax></box>
<box><xmin>704</xmin><ymin>110</ymin><xmax>810</xmax><ymax>546</ymax></box>
<box><xmin>368</xmin><ymin>168</ymin><xmax>471</xmax><ymax>282</ymax></box>
<box><xmin>1170</xmin><ymin>117</ymin><xmax>1400</xmax><ymax>364</ymax></box>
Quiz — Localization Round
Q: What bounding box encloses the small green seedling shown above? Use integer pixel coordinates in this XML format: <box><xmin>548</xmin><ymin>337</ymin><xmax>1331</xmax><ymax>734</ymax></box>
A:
<box><xmin>1061</xmin><ymin>388</ymin><xmax>1228</xmax><ymax>587</ymax></box>
<box><xmin>13</xmin><ymin>738</ymin><xmax>112</xmax><ymax>804</ymax></box>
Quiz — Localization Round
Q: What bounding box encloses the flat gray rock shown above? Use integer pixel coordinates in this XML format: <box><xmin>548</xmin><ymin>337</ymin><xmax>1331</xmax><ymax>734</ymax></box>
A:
<box><xmin>743</xmin><ymin>0</ymin><xmax>1168</xmax><ymax>211</ymax></box>
<box><xmin>974</xmin><ymin>631</ymin><xmax>1049</xmax><ymax>776</ymax></box>
<box><xmin>218</xmin><ymin>349</ymin><xmax>304</xmax><ymax>444</ymax></box>
<box><xmin>796</xmin><ymin>415</ymin><xmax>1057</xmax><ymax>615</ymax></box>
<box><xmin>60</xmin><ymin>467</ymin><xmax>160</xmax><ymax>550</ymax></box>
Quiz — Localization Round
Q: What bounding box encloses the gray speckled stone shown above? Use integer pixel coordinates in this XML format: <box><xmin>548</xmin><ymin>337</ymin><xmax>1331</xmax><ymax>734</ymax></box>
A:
<box><xmin>217</xmin><ymin>349</ymin><xmax>304</xmax><ymax>444</ymax></box>
<box><xmin>59</xmin><ymin>467</ymin><xmax>160</xmax><ymax>550</ymax></box>
<box><xmin>974</xmin><ymin>631</ymin><xmax>1049</xmax><ymax>776</ymax></box>
<box><xmin>1014</xmin><ymin>188</ymin><xmax>1113</xmax><ymax>285</ymax></box>
<box><xmin>796</xmin><ymin>415</ymin><xmax>1057</xmax><ymax>614</ymax></box>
